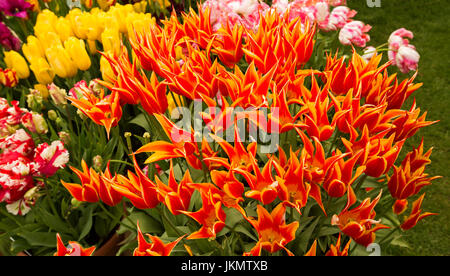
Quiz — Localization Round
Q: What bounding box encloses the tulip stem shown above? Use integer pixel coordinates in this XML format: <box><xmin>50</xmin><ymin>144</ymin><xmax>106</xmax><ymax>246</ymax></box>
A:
<box><xmin>378</xmin><ymin>226</ymin><xmax>400</xmax><ymax>245</ymax></box>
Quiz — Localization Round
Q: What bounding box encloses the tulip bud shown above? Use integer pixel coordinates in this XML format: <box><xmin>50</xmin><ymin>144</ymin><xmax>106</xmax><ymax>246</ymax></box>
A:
<box><xmin>71</xmin><ymin>198</ymin><xmax>82</xmax><ymax>209</ymax></box>
<box><xmin>27</xmin><ymin>89</ymin><xmax>44</xmax><ymax>111</ymax></box>
<box><xmin>29</xmin><ymin>58</ymin><xmax>55</xmax><ymax>85</ymax></box>
<box><xmin>393</xmin><ymin>199</ymin><xmax>408</xmax><ymax>215</ymax></box>
<box><xmin>4</xmin><ymin>51</ymin><xmax>30</xmax><ymax>79</ymax></box>
<box><xmin>92</xmin><ymin>155</ymin><xmax>103</xmax><ymax>171</ymax></box>
<box><xmin>48</xmin><ymin>83</ymin><xmax>68</xmax><ymax>106</ymax></box>
<box><xmin>34</xmin><ymin>84</ymin><xmax>49</xmax><ymax>99</ymax></box>
<box><xmin>64</xmin><ymin>37</ymin><xmax>91</xmax><ymax>71</ymax></box>
<box><xmin>48</xmin><ymin>110</ymin><xmax>58</xmax><ymax>121</ymax></box>
<box><xmin>45</xmin><ymin>44</ymin><xmax>78</xmax><ymax>79</ymax></box>
<box><xmin>22</xmin><ymin>112</ymin><xmax>48</xmax><ymax>134</ymax></box>
<box><xmin>58</xmin><ymin>131</ymin><xmax>71</xmax><ymax>145</ymax></box>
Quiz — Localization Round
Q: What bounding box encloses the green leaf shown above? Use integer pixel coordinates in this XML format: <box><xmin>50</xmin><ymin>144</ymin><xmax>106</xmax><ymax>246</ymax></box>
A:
<box><xmin>128</xmin><ymin>113</ymin><xmax>151</xmax><ymax>132</ymax></box>
<box><xmin>294</xmin><ymin>216</ymin><xmax>320</xmax><ymax>254</ymax></box>
<box><xmin>35</xmin><ymin>207</ymin><xmax>77</xmax><ymax>237</ymax></box>
<box><xmin>77</xmin><ymin>205</ymin><xmax>95</xmax><ymax>241</ymax></box>
<box><xmin>17</xmin><ymin>231</ymin><xmax>60</xmax><ymax>247</ymax></box>
<box><xmin>316</xmin><ymin>226</ymin><xmax>340</xmax><ymax>237</ymax></box>
<box><xmin>126</xmin><ymin>211</ymin><xmax>164</xmax><ymax>235</ymax></box>
<box><xmin>234</xmin><ymin>224</ymin><xmax>257</xmax><ymax>241</ymax></box>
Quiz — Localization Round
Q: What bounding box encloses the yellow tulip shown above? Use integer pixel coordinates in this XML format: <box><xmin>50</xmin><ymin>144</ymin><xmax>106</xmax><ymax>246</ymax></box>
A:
<box><xmin>64</xmin><ymin>37</ymin><xmax>91</xmax><ymax>71</ymax></box>
<box><xmin>67</xmin><ymin>8</ymin><xmax>88</xmax><ymax>40</ymax></box>
<box><xmin>101</xmin><ymin>27</ymin><xmax>121</xmax><ymax>56</ymax></box>
<box><xmin>29</xmin><ymin>58</ymin><xmax>55</xmax><ymax>85</ymax></box>
<box><xmin>55</xmin><ymin>17</ymin><xmax>74</xmax><ymax>42</ymax></box>
<box><xmin>83</xmin><ymin>13</ymin><xmax>104</xmax><ymax>41</ymax></box>
<box><xmin>45</xmin><ymin>45</ymin><xmax>78</xmax><ymax>79</ymax></box>
<box><xmin>126</xmin><ymin>13</ymin><xmax>155</xmax><ymax>44</ymax></box>
<box><xmin>109</xmin><ymin>4</ymin><xmax>135</xmax><ymax>33</ymax></box>
<box><xmin>22</xmin><ymin>36</ymin><xmax>45</xmax><ymax>64</ymax></box>
<box><xmin>133</xmin><ymin>1</ymin><xmax>148</xmax><ymax>13</ymax></box>
<box><xmin>34</xmin><ymin>84</ymin><xmax>49</xmax><ymax>99</ymax></box>
<box><xmin>4</xmin><ymin>51</ymin><xmax>30</xmax><ymax>79</ymax></box>
<box><xmin>100</xmin><ymin>52</ymin><xmax>116</xmax><ymax>83</ymax></box>
<box><xmin>36</xmin><ymin>30</ymin><xmax>62</xmax><ymax>51</ymax></box>
<box><xmin>35</xmin><ymin>9</ymin><xmax>58</xmax><ymax>31</ymax></box>
<box><xmin>97</xmin><ymin>0</ymin><xmax>115</xmax><ymax>11</ymax></box>
<box><xmin>87</xmin><ymin>39</ymin><xmax>98</xmax><ymax>55</ymax></box>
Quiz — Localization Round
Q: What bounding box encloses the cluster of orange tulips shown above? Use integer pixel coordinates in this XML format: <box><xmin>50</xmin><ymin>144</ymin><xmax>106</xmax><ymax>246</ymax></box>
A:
<box><xmin>54</xmin><ymin>4</ymin><xmax>441</xmax><ymax>256</ymax></box>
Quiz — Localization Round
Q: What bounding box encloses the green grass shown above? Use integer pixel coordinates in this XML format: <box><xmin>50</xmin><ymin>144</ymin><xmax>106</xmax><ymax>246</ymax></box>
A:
<box><xmin>347</xmin><ymin>0</ymin><xmax>450</xmax><ymax>256</ymax></box>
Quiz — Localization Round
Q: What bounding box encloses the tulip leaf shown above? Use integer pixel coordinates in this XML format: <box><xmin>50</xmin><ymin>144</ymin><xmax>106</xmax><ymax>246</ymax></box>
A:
<box><xmin>35</xmin><ymin>207</ymin><xmax>77</xmax><ymax>237</ymax></box>
<box><xmin>77</xmin><ymin>205</ymin><xmax>95</xmax><ymax>241</ymax></box>
<box><xmin>17</xmin><ymin>231</ymin><xmax>60</xmax><ymax>247</ymax></box>
<box><xmin>234</xmin><ymin>224</ymin><xmax>258</xmax><ymax>241</ymax></box>
<box><xmin>126</xmin><ymin>211</ymin><xmax>164</xmax><ymax>235</ymax></box>
<box><xmin>128</xmin><ymin>113</ymin><xmax>151</xmax><ymax>132</ymax></box>
<box><xmin>293</xmin><ymin>216</ymin><xmax>320</xmax><ymax>255</ymax></box>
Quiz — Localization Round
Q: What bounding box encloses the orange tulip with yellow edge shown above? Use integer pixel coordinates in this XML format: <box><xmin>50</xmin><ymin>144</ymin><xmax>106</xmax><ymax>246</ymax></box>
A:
<box><xmin>180</xmin><ymin>191</ymin><xmax>226</xmax><ymax>240</ymax></box>
<box><xmin>54</xmin><ymin>234</ymin><xmax>96</xmax><ymax>256</ymax></box>
<box><xmin>134</xmin><ymin>224</ymin><xmax>185</xmax><ymax>256</ymax></box>
<box><xmin>244</xmin><ymin>204</ymin><xmax>299</xmax><ymax>256</ymax></box>
<box><xmin>331</xmin><ymin>190</ymin><xmax>389</xmax><ymax>247</ymax></box>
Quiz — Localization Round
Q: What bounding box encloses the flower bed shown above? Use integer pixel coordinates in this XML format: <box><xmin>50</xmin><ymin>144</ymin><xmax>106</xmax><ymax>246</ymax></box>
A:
<box><xmin>0</xmin><ymin>0</ymin><xmax>440</xmax><ymax>256</ymax></box>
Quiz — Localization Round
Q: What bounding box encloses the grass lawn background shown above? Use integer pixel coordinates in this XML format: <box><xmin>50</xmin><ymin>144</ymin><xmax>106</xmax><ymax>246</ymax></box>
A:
<box><xmin>348</xmin><ymin>0</ymin><xmax>449</xmax><ymax>256</ymax></box>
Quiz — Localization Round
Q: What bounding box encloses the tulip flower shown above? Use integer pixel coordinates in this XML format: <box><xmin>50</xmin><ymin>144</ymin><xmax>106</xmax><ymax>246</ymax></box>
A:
<box><xmin>276</xmin><ymin>149</ymin><xmax>311</xmax><ymax>214</ymax></box>
<box><xmin>395</xmin><ymin>45</ymin><xmax>420</xmax><ymax>74</ymax></box>
<box><xmin>47</xmin><ymin>83</ymin><xmax>68</xmax><ymax>106</ymax></box>
<box><xmin>55</xmin><ymin>17</ymin><xmax>75</xmax><ymax>42</ymax></box>
<box><xmin>0</xmin><ymin>0</ymin><xmax>32</xmax><ymax>19</ymax></box>
<box><xmin>387</xmin><ymin>139</ymin><xmax>441</xmax><ymax>201</ymax></box>
<box><xmin>29</xmin><ymin>58</ymin><xmax>55</xmax><ymax>85</ymax></box>
<box><xmin>0</xmin><ymin>68</ymin><xmax>18</xmax><ymax>87</ymax></box>
<box><xmin>22</xmin><ymin>36</ymin><xmax>45</xmax><ymax>64</ymax></box>
<box><xmin>191</xmin><ymin>169</ymin><xmax>245</xmax><ymax>212</ymax></box>
<box><xmin>400</xmin><ymin>193</ymin><xmax>437</xmax><ymax>231</ymax></box>
<box><xmin>244</xmin><ymin>204</ymin><xmax>299</xmax><ymax>256</ymax></box>
<box><xmin>339</xmin><ymin>20</ymin><xmax>371</xmax><ymax>48</ymax></box>
<box><xmin>325</xmin><ymin>234</ymin><xmax>351</xmax><ymax>256</ymax></box>
<box><xmin>54</xmin><ymin>234</ymin><xmax>96</xmax><ymax>256</ymax></box>
<box><xmin>21</xmin><ymin>112</ymin><xmax>48</xmax><ymax>135</ymax></box>
<box><xmin>180</xmin><ymin>191</ymin><xmax>226</xmax><ymax>240</ymax></box>
<box><xmin>236</xmin><ymin>156</ymin><xmax>279</xmax><ymax>205</ymax></box>
<box><xmin>332</xmin><ymin>190</ymin><xmax>389</xmax><ymax>247</ymax></box>
<box><xmin>154</xmin><ymin>161</ymin><xmax>195</xmax><ymax>216</ymax></box>
<box><xmin>45</xmin><ymin>44</ymin><xmax>78</xmax><ymax>79</ymax></box>
<box><xmin>64</xmin><ymin>37</ymin><xmax>92</xmax><ymax>71</ymax></box>
<box><xmin>61</xmin><ymin>160</ymin><xmax>123</xmax><ymax>206</ymax></box>
<box><xmin>134</xmin><ymin>224</ymin><xmax>185</xmax><ymax>256</ymax></box>
<box><xmin>0</xmin><ymin>22</ymin><xmax>21</xmax><ymax>51</ymax></box>
<box><xmin>112</xmin><ymin>156</ymin><xmax>160</xmax><ymax>210</ymax></box>
<box><xmin>69</xmin><ymin>84</ymin><xmax>122</xmax><ymax>138</ymax></box>
<box><xmin>3</xmin><ymin>51</ymin><xmax>29</xmax><ymax>79</ymax></box>
<box><xmin>101</xmin><ymin>28</ymin><xmax>122</xmax><ymax>56</ymax></box>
